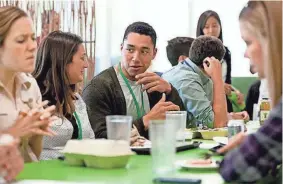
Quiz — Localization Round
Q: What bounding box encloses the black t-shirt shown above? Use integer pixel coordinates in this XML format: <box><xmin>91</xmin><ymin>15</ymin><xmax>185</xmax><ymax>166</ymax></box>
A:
<box><xmin>65</xmin><ymin>113</ymin><xmax>79</xmax><ymax>139</ymax></box>
<box><xmin>245</xmin><ymin>80</ymin><xmax>261</xmax><ymax>119</ymax></box>
<box><xmin>42</xmin><ymin>93</ymin><xmax>79</xmax><ymax>139</ymax></box>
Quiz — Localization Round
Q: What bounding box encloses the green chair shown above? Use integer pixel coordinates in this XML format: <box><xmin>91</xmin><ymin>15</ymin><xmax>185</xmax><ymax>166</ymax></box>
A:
<box><xmin>230</xmin><ymin>77</ymin><xmax>258</xmax><ymax>112</ymax></box>
<box><xmin>232</xmin><ymin>77</ymin><xmax>258</xmax><ymax>99</ymax></box>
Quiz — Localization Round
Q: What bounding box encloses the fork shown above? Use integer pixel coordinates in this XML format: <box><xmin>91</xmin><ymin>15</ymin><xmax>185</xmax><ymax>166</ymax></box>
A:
<box><xmin>200</xmin><ymin>152</ymin><xmax>222</xmax><ymax>160</ymax></box>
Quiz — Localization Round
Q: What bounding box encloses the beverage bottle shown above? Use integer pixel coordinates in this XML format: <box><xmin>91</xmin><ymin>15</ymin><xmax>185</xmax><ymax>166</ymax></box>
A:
<box><xmin>259</xmin><ymin>97</ymin><xmax>271</xmax><ymax>125</ymax></box>
<box><xmin>227</xmin><ymin>119</ymin><xmax>245</xmax><ymax>139</ymax></box>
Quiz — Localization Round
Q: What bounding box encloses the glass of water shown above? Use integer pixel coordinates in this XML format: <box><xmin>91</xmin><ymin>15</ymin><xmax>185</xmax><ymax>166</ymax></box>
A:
<box><xmin>150</xmin><ymin>120</ymin><xmax>176</xmax><ymax>177</ymax></box>
<box><xmin>106</xmin><ymin>115</ymin><xmax>132</xmax><ymax>143</ymax></box>
<box><xmin>166</xmin><ymin>111</ymin><xmax>187</xmax><ymax>144</ymax></box>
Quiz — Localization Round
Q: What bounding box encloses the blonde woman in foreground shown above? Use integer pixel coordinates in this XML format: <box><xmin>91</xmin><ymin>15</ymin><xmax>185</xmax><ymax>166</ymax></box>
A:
<box><xmin>218</xmin><ymin>1</ymin><xmax>282</xmax><ymax>183</ymax></box>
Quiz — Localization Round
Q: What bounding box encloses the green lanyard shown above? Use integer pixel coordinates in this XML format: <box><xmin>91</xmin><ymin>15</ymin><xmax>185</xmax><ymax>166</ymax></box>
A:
<box><xmin>73</xmin><ymin>111</ymin><xmax>83</xmax><ymax>140</ymax></box>
<box><xmin>118</xmin><ymin>63</ymin><xmax>145</xmax><ymax>118</ymax></box>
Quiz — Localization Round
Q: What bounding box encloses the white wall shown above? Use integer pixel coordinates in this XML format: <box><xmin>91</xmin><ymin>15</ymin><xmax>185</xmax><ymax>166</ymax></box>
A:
<box><xmin>95</xmin><ymin>0</ymin><xmax>113</xmax><ymax>74</ymax></box>
<box><xmin>109</xmin><ymin>0</ymin><xmax>192</xmax><ymax>71</ymax></box>
<box><xmin>95</xmin><ymin>0</ymin><xmax>256</xmax><ymax>77</ymax></box>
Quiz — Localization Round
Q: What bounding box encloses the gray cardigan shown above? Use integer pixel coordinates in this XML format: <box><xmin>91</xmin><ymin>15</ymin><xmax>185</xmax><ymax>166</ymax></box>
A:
<box><xmin>82</xmin><ymin>67</ymin><xmax>185</xmax><ymax>139</ymax></box>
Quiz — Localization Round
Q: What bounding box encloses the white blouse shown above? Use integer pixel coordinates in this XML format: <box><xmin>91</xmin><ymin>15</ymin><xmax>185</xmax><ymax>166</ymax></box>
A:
<box><xmin>40</xmin><ymin>94</ymin><xmax>95</xmax><ymax>160</ymax></box>
<box><xmin>221</xmin><ymin>59</ymin><xmax>228</xmax><ymax>82</ymax></box>
<box><xmin>258</xmin><ymin>79</ymin><xmax>269</xmax><ymax>103</ymax></box>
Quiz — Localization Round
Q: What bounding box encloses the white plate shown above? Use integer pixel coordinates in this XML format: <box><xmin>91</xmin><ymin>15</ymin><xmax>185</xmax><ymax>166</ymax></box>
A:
<box><xmin>14</xmin><ymin>180</ymin><xmax>94</xmax><ymax>184</ymax></box>
<box><xmin>14</xmin><ymin>181</ymin><xmax>96</xmax><ymax>184</ymax></box>
<box><xmin>213</xmin><ymin>137</ymin><xmax>228</xmax><ymax>145</ymax></box>
<box><xmin>199</xmin><ymin>143</ymin><xmax>219</xmax><ymax>149</ymax></box>
<box><xmin>176</xmin><ymin>160</ymin><xmax>219</xmax><ymax>169</ymax></box>
<box><xmin>52</xmin><ymin>146</ymin><xmax>65</xmax><ymax>150</ymax></box>
<box><xmin>131</xmin><ymin>141</ymin><xmax>192</xmax><ymax>149</ymax></box>
<box><xmin>184</xmin><ymin>132</ymin><xmax>193</xmax><ymax>139</ymax></box>
<box><xmin>246</xmin><ymin>121</ymin><xmax>260</xmax><ymax>134</ymax></box>
<box><xmin>130</xmin><ymin>145</ymin><xmax>151</xmax><ymax>149</ymax></box>
<box><xmin>130</xmin><ymin>140</ymin><xmax>151</xmax><ymax>149</ymax></box>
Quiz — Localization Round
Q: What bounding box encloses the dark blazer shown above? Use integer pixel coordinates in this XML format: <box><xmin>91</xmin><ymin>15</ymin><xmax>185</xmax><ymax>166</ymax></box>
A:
<box><xmin>224</xmin><ymin>46</ymin><xmax>232</xmax><ymax>84</ymax></box>
<box><xmin>82</xmin><ymin>67</ymin><xmax>185</xmax><ymax>139</ymax></box>
<box><xmin>245</xmin><ymin>80</ymin><xmax>261</xmax><ymax>120</ymax></box>
<box><xmin>224</xmin><ymin>46</ymin><xmax>233</xmax><ymax>112</ymax></box>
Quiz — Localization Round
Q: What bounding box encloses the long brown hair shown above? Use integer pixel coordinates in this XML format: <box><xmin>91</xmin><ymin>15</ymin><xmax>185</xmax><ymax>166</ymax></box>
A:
<box><xmin>0</xmin><ymin>6</ymin><xmax>27</xmax><ymax>46</ymax></box>
<box><xmin>33</xmin><ymin>31</ymin><xmax>83</xmax><ymax>117</ymax></box>
<box><xmin>239</xmin><ymin>1</ymin><xmax>282</xmax><ymax>107</ymax></box>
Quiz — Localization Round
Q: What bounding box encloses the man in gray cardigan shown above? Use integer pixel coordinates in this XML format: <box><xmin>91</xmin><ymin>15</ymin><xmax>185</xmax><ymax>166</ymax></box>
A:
<box><xmin>82</xmin><ymin>22</ymin><xmax>185</xmax><ymax>139</ymax></box>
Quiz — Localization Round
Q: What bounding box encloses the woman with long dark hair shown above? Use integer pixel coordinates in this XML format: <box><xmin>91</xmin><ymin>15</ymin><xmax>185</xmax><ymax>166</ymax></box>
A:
<box><xmin>196</xmin><ymin>10</ymin><xmax>245</xmax><ymax>113</ymax></box>
<box><xmin>33</xmin><ymin>31</ymin><xmax>95</xmax><ymax>160</ymax></box>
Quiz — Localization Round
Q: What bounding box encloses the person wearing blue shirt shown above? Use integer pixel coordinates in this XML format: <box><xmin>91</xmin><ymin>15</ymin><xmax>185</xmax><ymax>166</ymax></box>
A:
<box><xmin>162</xmin><ymin>35</ymin><xmax>228</xmax><ymax>128</ymax></box>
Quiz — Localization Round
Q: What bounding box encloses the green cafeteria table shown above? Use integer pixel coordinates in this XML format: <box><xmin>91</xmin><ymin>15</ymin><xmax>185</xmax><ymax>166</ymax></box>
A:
<box><xmin>16</xmin><ymin>140</ymin><xmax>279</xmax><ymax>184</ymax></box>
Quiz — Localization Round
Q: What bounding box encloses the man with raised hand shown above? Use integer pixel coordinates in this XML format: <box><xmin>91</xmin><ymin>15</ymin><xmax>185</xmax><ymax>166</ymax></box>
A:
<box><xmin>83</xmin><ymin>21</ymin><xmax>185</xmax><ymax>139</ymax></box>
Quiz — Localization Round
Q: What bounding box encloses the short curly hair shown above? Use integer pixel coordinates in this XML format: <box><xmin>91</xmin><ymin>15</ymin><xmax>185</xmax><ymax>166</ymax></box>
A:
<box><xmin>166</xmin><ymin>37</ymin><xmax>195</xmax><ymax>66</ymax></box>
<box><xmin>122</xmin><ymin>21</ymin><xmax>157</xmax><ymax>47</ymax></box>
<box><xmin>189</xmin><ymin>35</ymin><xmax>225</xmax><ymax>67</ymax></box>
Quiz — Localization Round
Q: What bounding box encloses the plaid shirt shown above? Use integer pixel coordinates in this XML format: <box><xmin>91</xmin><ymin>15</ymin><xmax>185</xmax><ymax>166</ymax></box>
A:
<box><xmin>219</xmin><ymin>98</ymin><xmax>282</xmax><ymax>183</ymax></box>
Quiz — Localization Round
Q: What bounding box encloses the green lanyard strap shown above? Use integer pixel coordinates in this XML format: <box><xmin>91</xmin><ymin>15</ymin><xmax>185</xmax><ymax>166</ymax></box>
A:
<box><xmin>73</xmin><ymin>111</ymin><xmax>83</xmax><ymax>140</ymax></box>
<box><xmin>118</xmin><ymin>63</ymin><xmax>145</xmax><ymax>119</ymax></box>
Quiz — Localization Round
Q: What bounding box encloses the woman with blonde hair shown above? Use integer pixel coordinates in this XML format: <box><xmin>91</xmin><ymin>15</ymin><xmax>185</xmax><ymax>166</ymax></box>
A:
<box><xmin>217</xmin><ymin>1</ymin><xmax>282</xmax><ymax>183</ymax></box>
<box><xmin>0</xmin><ymin>5</ymin><xmax>55</xmax><ymax>164</ymax></box>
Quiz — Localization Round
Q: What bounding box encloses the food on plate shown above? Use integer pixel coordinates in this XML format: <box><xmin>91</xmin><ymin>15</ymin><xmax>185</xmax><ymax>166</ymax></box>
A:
<box><xmin>208</xmin><ymin>128</ymin><xmax>224</xmax><ymax>131</ymax></box>
<box><xmin>186</xmin><ymin>159</ymin><xmax>212</xmax><ymax>165</ymax></box>
<box><xmin>199</xmin><ymin>128</ymin><xmax>228</xmax><ymax>139</ymax></box>
<box><xmin>185</xmin><ymin>128</ymin><xmax>198</xmax><ymax>132</ymax></box>
<box><xmin>186</xmin><ymin>127</ymin><xmax>228</xmax><ymax>132</ymax></box>
<box><xmin>198</xmin><ymin>127</ymin><xmax>228</xmax><ymax>131</ymax></box>
<box><xmin>131</xmin><ymin>136</ymin><xmax>146</xmax><ymax>147</ymax></box>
